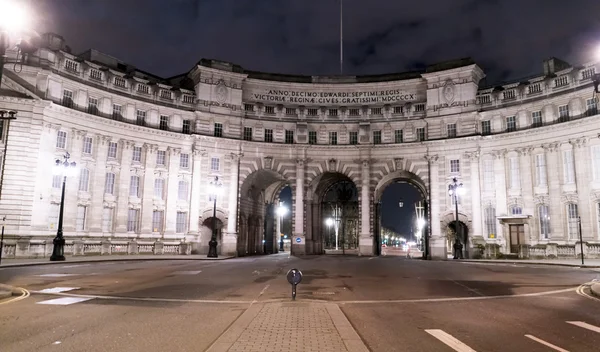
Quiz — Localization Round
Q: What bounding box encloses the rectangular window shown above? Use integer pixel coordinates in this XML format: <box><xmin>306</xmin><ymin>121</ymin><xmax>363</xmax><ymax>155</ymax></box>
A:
<box><xmin>285</xmin><ymin>130</ymin><xmax>294</xmax><ymax>144</ymax></box>
<box><xmin>286</xmin><ymin>108</ymin><xmax>296</xmax><ymax>116</ymax></box>
<box><xmin>309</xmin><ymin>131</ymin><xmax>317</xmax><ymax>145</ymax></box>
<box><xmin>373</xmin><ymin>130</ymin><xmax>382</xmax><ymax>144</ymax></box>
<box><xmin>112</xmin><ymin>104</ymin><xmax>122</xmax><ymax>120</ymax></box>
<box><xmin>563</xmin><ymin>150</ymin><xmax>575</xmax><ymax>184</ymax></box>
<box><xmin>114</xmin><ymin>76</ymin><xmax>126</xmax><ymax>88</ymax></box>
<box><xmin>136</xmin><ymin>110</ymin><xmax>146</xmax><ymax>126</ymax></box>
<box><xmin>154</xmin><ymin>179</ymin><xmax>165</xmax><ymax>199</ymax></box>
<box><xmin>160</xmin><ymin>90</ymin><xmax>172</xmax><ymax>100</ymax></box>
<box><xmin>178</xmin><ymin>180</ymin><xmax>189</xmax><ymax>201</ymax></box>
<box><xmin>108</xmin><ymin>142</ymin><xmax>118</xmax><ymax>159</ymax></box>
<box><xmin>587</xmin><ymin>98</ymin><xmax>598</xmax><ymax>117</ymax></box>
<box><xmin>447</xmin><ymin>124</ymin><xmax>457</xmax><ymax>138</ymax></box>
<box><xmin>506</xmin><ymin>116</ymin><xmax>517</xmax><ymax>132</ymax></box>
<box><xmin>104</xmin><ymin>173</ymin><xmax>115</xmax><ymax>194</ymax></box>
<box><xmin>307</xmin><ymin>108</ymin><xmax>319</xmax><ymax>117</ymax></box>
<box><xmin>182</xmin><ymin>120</ymin><xmax>192</xmax><ymax>134</ymax></box>
<box><xmin>62</xmin><ymin>90</ymin><xmax>73</xmax><ymax>108</ymax></box>
<box><xmin>414</xmin><ymin>104</ymin><xmax>425</xmax><ymax>112</ymax></box>
<box><xmin>82</xmin><ymin>136</ymin><xmax>93</xmax><ymax>155</ymax></box>
<box><xmin>129</xmin><ymin>175</ymin><xmax>140</xmax><ymax>197</ymax></box>
<box><xmin>535</xmin><ymin>154</ymin><xmax>547</xmax><ymax>186</ymax></box>
<box><xmin>56</xmin><ymin>130</ymin><xmax>67</xmax><ymax>149</ymax></box>
<box><xmin>244</xmin><ymin>104</ymin><xmax>254</xmax><ymax>112</ymax></box>
<box><xmin>176</xmin><ymin>212</ymin><xmax>187</xmax><ymax>233</ymax></box>
<box><xmin>329</xmin><ymin>131</ymin><xmax>338</xmax><ymax>145</ymax></box>
<box><xmin>211</xmin><ymin>157</ymin><xmax>220</xmax><ymax>172</ymax></box>
<box><xmin>87</xmin><ymin>97</ymin><xmax>98</xmax><ymax>115</ymax></box>
<box><xmin>539</xmin><ymin>205</ymin><xmax>550</xmax><ymax>239</ymax></box>
<box><xmin>558</xmin><ymin>105</ymin><xmax>570</xmax><ymax>122</ymax></box>
<box><xmin>481</xmin><ymin>121</ymin><xmax>491</xmax><ymax>135</ymax></box>
<box><xmin>76</xmin><ymin>206</ymin><xmax>87</xmax><ymax>231</ymax></box>
<box><xmin>132</xmin><ymin>146</ymin><xmax>142</xmax><ymax>162</ymax></box>
<box><xmin>484</xmin><ymin>207</ymin><xmax>497</xmax><ymax>238</ymax></box>
<box><xmin>509</xmin><ymin>157</ymin><xmax>520</xmax><ymax>189</ymax></box>
<box><xmin>48</xmin><ymin>203</ymin><xmax>59</xmax><ymax>230</ymax></box>
<box><xmin>528</xmin><ymin>84</ymin><xmax>542</xmax><ymax>94</ymax></box>
<box><xmin>52</xmin><ymin>174</ymin><xmax>62</xmax><ymax>189</ymax></box>
<box><xmin>264</xmin><ymin>106</ymin><xmax>275</xmax><ymax>114</ymax></box>
<box><xmin>78</xmin><ymin>168</ymin><xmax>90</xmax><ymax>192</ymax></box>
<box><xmin>328</xmin><ymin>109</ymin><xmax>338</xmax><ymax>117</ymax></box>
<box><xmin>159</xmin><ymin>115</ymin><xmax>169</xmax><ymax>130</ymax></box>
<box><xmin>214</xmin><ymin>123</ymin><xmax>223</xmax><ymax>137</ymax></box>
<box><xmin>532</xmin><ymin>111</ymin><xmax>542</xmax><ymax>127</ymax></box>
<box><xmin>416</xmin><ymin>128</ymin><xmax>426</xmax><ymax>141</ymax></box>
<box><xmin>450</xmin><ymin>159</ymin><xmax>460</xmax><ymax>173</ymax></box>
<box><xmin>593</xmin><ymin>146</ymin><xmax>600</xmax><ymax>181</ymax></box>
<box><xmin>394</xmin><ymin>130</ymin><xmax>403</xmax><ymax>143</ymax></box>
<box><xmin>180</xmin><ymin>153</ymin><xmax>189</xmax><ymax>169</ymax></box>
<box><xmin>89</xmin><ymin>69</ymin><xmax>102</xmax><ymax>81</ymax></box>
<box><xmin>371</xmin><ymin>107</ymin><xmax>382</xmax><ymax>115</ymax></box>
<box><xmin>156</xmin><ymin>150</ymin><xmax>166</xmax><ymax>166</ymax></box>
<box><xmin>349</xmin><ymin>131</ymin><xmax>358</xmax><ymax>145</ymax></box>
<box><xmin>102</xmin><ymin>207</ymin><xmax>113</xmax><ymax>233</ymax></box>
<box><xmin>349</xmin><ymin>108</ymin><xmax>360</xmax><ymax>116</ymax></box>
<box><xmin>243</xmin><ymin>127</ymin><xmax>253</xmax><ymax>141</ymax></box>
<box><xmin>152</xmin><ymin>211</ymin><xmax>164</xmax><ymax>232</ymax></box>
<box><xmin>393</xmin><ymin>106</ymin><xmax>403</xmax><ymax>114</ymax></box>
<box><xmin>511</xmin><ymin>206</ymin><xmax>523</xmax><ymax>215</ymax></box>
<box><xmin>137</xmin><ymin>84</ymin><xmax>149</xmax><ymax>94</ymax></box>
<box><xmin>264</xmin><ymin>129</ymin><xmax>273</xmax><ymax>143</ymax></box>
<box><xmin>127</xmin><ymin>209</ymin><xmax>139</xmax><ymax>232</ymax></box>
<box><xmin>567</xmin><ymin>204</ymin><xmax>579</xmax><ymax>240</ymax></box>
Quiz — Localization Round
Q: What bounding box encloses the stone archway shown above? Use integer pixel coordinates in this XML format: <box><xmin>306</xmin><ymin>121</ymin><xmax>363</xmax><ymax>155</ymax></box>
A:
<box><xmin>373</xmin><ymin>170</ymin><xmax>429</xmax><ymax>258</ymax></box>
<box><xmin>197</xmin><ymin>208</ymin><xmax>226</xmax><ymax>255</ymax></box>
<box><xmin>441</xmin><ymin>212</ymin><xmax>472</xmax><ymax>258</ymax></box>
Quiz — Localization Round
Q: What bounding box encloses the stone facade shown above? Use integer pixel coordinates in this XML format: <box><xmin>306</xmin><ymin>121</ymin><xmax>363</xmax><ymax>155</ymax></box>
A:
<box><xmin>1</xmin><ymin>34</ymin><xmax>600</xmax><ymax>259</ymax></box>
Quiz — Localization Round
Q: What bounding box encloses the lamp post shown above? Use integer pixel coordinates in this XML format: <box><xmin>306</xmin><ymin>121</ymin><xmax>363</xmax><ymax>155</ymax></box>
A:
<box><xmin>207</xmin><ymin>176</ymin><xmax>222</xmax><ymax>258</ymax></box>
<box><xmin>50</xmin><ymin>152</ymin><xmax>77</xmax><ymax>261</ymax></box>
<box><xmin>276</xmin><ymin>202</ymin><xmax>287</xmax><ymax>251</ymax></box>
<box><xmin>448</xmin><ymin>177</ymin><xmax>464</xmax><ymax>259</ymax></box>
<box><xmin>330</xmin><ymin>204</ymin><xmax>342</xmax><ymax>250</ymax></box>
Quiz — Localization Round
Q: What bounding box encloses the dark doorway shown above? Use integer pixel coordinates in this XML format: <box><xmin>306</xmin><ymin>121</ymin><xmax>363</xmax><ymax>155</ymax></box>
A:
<box><xmin>509</xmin><ymin>224</ymin><xmax>525</xmax><ymax>254</ymax></box>
<box><xmin>200</xmin><ymin>217</ymin><xmax>224</xmax><ymax>255</ymax></box>
<box><xmin>448</xmin><ymin>221</ymin><xmax>469</xmax><ymax>259</ymax></box>
<box><xmin>322</xmin><ymin>180</ymin><xmax>359</xmax><ymax>254</ymax></box>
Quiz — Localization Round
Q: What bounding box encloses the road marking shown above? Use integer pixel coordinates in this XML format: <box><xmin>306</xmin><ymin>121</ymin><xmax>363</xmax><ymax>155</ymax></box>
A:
<box><xmin>62</xmin><ymin>264</ymin><xmax>91</xmax><ymax>268</ymax></box>
<box><xmin>37</xmin><ymin>274</ymin><xmax>78</xmax><ymax>277</ymax></box>
<box><xmin>38</xmin><ymin>287</ymin><xmax>80</xmax><ymax>294</ymax></box>
<box><xmin>450</xmin><ymin>279</ymin><xmax>484</xmax><ymax>296</ymax></box>
<box><xmin>0</xmin><ymin>288</ymin><xmax>29</xmax><ymax>305</ymax></box>
<box><xmin>173</xmin><ymin>270</ymin><xmax>202</xmax><ymax>275</ymax></box>
<box><xmin>566</xmin><ymin>321</ymin><xmax>600</xmax><ymax>334</ymax></box>
<box><xmin>259</xmin><ymin>284</ymin><xmax>269</xmax><ymax>296</ymax></box>
<box><xmin>575</xmin><ymin>284</ymin><xmax>600</xmax><ymax>302</ymax></box>
<box><xmin>425</xmin><ymin>329</ymin><xmax>477</xmax><ymax>352</ymax></box>
<box><xmin>525</xmin><ymin>335</ymin><xmax>569</xmax><ymax>352</ymax></box>
<box><xmin>37</xmin><ymin>297</ymin><xmax>93</xmax><ymax>305</ymax></box>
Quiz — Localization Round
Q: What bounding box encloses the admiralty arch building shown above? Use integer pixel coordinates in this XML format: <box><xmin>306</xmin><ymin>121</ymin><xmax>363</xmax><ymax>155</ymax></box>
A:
<box><xmin>1</xmin><ymin>32</ymin><xmax>600</xmax><ymax>260</ymax></box>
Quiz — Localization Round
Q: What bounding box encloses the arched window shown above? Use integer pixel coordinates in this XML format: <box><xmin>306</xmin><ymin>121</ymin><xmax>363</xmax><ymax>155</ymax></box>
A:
<box><xmin>484</xmin><ymin>206</ymin><xmax>497</xmax><ymax>238</ymax></box>
<box><xmin>510</xmin><ymin>205</ymin><xmax>522</xmax><ymax>215</ymax></box>
<box><xmin>538</xmin><ymin>204</ymin><xmax>550</xmax><ymax>239</ymax></box>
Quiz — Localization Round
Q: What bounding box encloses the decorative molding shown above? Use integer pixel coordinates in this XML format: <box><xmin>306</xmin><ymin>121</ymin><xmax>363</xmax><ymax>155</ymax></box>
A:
<box><xmin>569</xmin><ymin>137</ymin><xmax>588</xmax><ymax>149</ymax></box>
<box><xmin>193</xmin><ymin>147</ymin><xmax>207</xmax><ymax>157</ymax></box>
<box><xmin>296</xmin><ymin>159</ymin><xmax>305</xmax><ymax>167</ymax></box>
<box><xmin>463</xmin><ymin>151</ymin><xmax>480</xmax><ymax>161</ymax></box>
<box><xmin>491</xmin><ymin>149</ymin><xmax>508</xmax><ymax>159</ymax></box>
<box><xmin>263</xmin><ymin>156</ymin><xmax>273</xmax><ymax>169</ymax></box>
<box><xmin>516</xmin><ymin>146</ymin><xmax>534</xmax><ymax>157</ymax></box>
<box><xmin>542</xmin><ymin>142</ymin><xmax>560</xmax><ymax>153</ymax></box>
<box><xmin>394</xmin><ymin>157</ymin><xmax>404</xmax><ymax>171</ymax></box>
<box><xmin>168</xmin><ymin>147</ymin><xmax>181</xmax><ymax>156</ymax></box>
<box><xmin>328</xmin><ymin>158</ymin><xmax>338</xmax><ymax>171</ymax></box>
<box><xmin>424</xmin><ymin>154</ymin><xmax>439</xmax><ymax>164</ymax></box>
<box><xmin>560</xmin><ymin>192</ymin><xmax>578</xmax><ymax>204</ymax></box>
<box><xmin>534</xmin><ymin>195</ymin><xmax>550</xmax><ymax>205</ymax></box>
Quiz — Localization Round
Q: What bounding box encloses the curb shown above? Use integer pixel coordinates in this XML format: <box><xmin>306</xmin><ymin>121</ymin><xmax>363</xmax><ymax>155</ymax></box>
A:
<box><xmin>0</xmin><ymin>283</ymin><xmax>19</xmax><ymax>298</ymax></box>
<box><xmin>458</xmin><ymin>259</ymin><xmax>600</xmax><ymax>269</ymax></box>
<box><xmin>591</xmin><ymin>283</ymin><xmax>600</xmax><ymax>298</ymax></box>
<box><xmin>0</xmin><ymin>256</ymin><xmax>235</xmax><ymax>268</ymax></box>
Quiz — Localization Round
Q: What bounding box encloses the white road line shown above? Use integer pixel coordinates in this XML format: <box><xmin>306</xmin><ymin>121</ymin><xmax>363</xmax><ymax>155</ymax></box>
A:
<box><xmin>173</xmin><ymin>270</ymin><xmax>202</xmax><ymax>275</ymax></box>
<box><xmin>566</xmin><ymin>321</ymin><xmax>600</xmax><ymax>334</ymax></box>
<box><xmin>62</xmin><ymin>264</ymin><xmax>91</xmax><ymax>268</ymax></box>
<box><xmin>425</xmin><ymin>329</ymin><xmax>477</xmax><ymax>352</ymax></box>
<box><xmin>37</xmin><ymin>297</ymin><xmax>93</xmax><ymax>305</ymax></box>
<box><xmin>525</xmin><ymin>335</ymin><xmax>569</xmax><ymax>352</ymax></box>
<box><xmin>259</xmin><ymin>284</ymin><xmax>270</xmax><ymax>296</ymax></box>
<box><xmin>37</xmin><ymin>287</ymin><xmax>80</xmax><ymax>294</ymax></box>
<box><xmin>37</xmin><ymin>274</ymin><xmax>78</xmax><ymax>277</ymax></box>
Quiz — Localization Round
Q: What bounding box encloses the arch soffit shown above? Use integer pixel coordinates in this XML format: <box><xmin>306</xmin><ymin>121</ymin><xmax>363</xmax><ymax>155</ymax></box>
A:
<box><xmin>307</xmin><ymin>171</ymin><xmax>359</xmax><ymax>202</ymax></box>
<box><xmin>374</xmin><ymin>170</ymin><xmax>428</xmax><ymax>202</ymax></box>
<box><xmin>267</xmin><ymin>182</ymin><xmax>292</xmax><ymax>204</ymax></box>
<box><xmin>240</xmin><ymin>168</ymin><xmax>289</xmax><ymax>198</ymax></box>
<box><xmin>200</xmin><ymin>207</ymin><xmax>228</xmax><ymax>225</ymax></box>
<box><xmin>440</xmin><ymin>211</ymin><xmax>472</xmax><ymax>232</ymax></box>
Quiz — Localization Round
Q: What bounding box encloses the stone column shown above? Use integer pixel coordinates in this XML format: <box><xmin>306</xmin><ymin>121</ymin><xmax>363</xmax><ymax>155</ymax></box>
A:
<box><xmin>518</xmin><ymin>147</ymin><xmax>535</xmax><ymax>242</ymax></box>
<box><xmin>466</xmin><ymin>151</ymin><xmax>483</xmax><ymax>239</ymax></box>
<box><xmin>164</xmin><ymin>147</ymin><xmax>181</xmax><ymax>238</ymax></box>
<box><xmin>115</xmin><ymin>140</ymin><xmax>134</xmax><ymax>234</ymax></box>
<box><xmin>188</xmin><ymin>146</ymin><xmax>206</xmax><ymax>237</ymax></box>
<box><xmin>359</xmin><ymin>159</ymin><xmax>372</xmax><ymax>255</ymax></box>
<box><xmin>426</xmin><ymin>155</ymin><xmax>445</xmax><ymax>259</ymax></box>
<box><xmin>65</xmin><ymin>129</ymin><xmax>85</xmax><ymax>233</ymax></box>
<box><xmin>544</xmin><ymin>142</ymin><xmax>564</xmax><ymax>240</ymax></box>
<box><xmin>223</xmin><ymin>153</ymin><xmax>241</xmax><ymax>256</ymax></box>
<box><xmin>571</xmin><ymin>137</ymin><xmax>592</xmax><ymax>240</ymax></box>
<box><xmin>140</xmin><ymin>144</ymin><xmax>157</xmax><ymax>237</ymax></box>
<box><xmin>88</xmin><ymin>135</ymin><xmax>110</xmax><ymax>235</ymax></box>
<box><xmin>293</xmin><ymin>159</ymin><xmax>306</xmax><ymax>254</ymax></box>
<box><xmin>492</xmin><ymin>150</ymin><xmax>508</xmax><ymax>243</ymax></box>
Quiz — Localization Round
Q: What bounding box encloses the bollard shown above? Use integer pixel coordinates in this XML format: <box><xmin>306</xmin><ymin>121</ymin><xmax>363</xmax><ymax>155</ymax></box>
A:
<box><xmin>286</xmin><ymin>268</ymin><xmax>303</xmax><ymax>301</ymax></box>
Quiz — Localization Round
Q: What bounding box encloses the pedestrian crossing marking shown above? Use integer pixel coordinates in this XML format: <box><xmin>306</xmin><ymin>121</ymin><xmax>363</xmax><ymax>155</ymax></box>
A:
<box><xmin>566</xmin><ymin>321</ymin><xmax>600</xmax><ymax>334</ymax></box>
<box><xmin>425</xmin><ymin>329</ymin><xmax>477</xmax><ymax>352</ymax></box>
<box><xmin>37</xmin><ymin>287</ymin><xmax>80</xmax><ymax>294</ymax></box>
<box><xmin>525</xmin><ymin>334</ymin><xmax>569</xmax><ymax>352</ymax></box>
<box><xmin>36</xmin><ymin>297</ymin><xmax>93</xmax><ymax>305</ymax></box>
<box><xmin>37</xmin><ymin>274</ymin><xmax>78</xmax><ymax>277</ymax></box>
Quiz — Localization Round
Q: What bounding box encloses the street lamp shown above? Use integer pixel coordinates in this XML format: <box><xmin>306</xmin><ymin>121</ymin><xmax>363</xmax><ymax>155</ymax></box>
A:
<box><xmin>207</xmin><ymin>176</ymin><xmax>222</xmax><ymax>258</ymax></box>
<box><xmin>277</xmin><ymin>203</ymin><xmax>288</xmax><ymax>251</ymax></box>
<box><xmin>448</xmin><ymin>177</ymin><xmax>465</xmax><ymax>259</ymax></box>
<box><xmin>50</xmin><ymin>152</ymin><xmax>77</xmax><ymax>261</ymax></box>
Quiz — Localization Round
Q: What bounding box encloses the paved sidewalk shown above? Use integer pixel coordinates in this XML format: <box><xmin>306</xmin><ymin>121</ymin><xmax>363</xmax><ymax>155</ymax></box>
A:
<box><xmin>460</xmin><ymin>258</ymin><xmax>600</xmax><ymax>268</ymax></box>
<box><xmin>207</xmin><ymin>302</ymin><xmax>369</xmax><ymax>352</ymax></box>
<box><xmin>0</xmin><ymin>254</ymin><xmax>234</xmax><ymax>268</ymax></box>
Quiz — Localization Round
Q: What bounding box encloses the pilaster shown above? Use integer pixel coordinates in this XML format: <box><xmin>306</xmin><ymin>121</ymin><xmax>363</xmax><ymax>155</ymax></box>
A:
<box><xmin>115</xmin><ymin>140</ymin><xmax>134</xmax><ymax>233</ymax></box>
<box><xmin>223</xmin><ymin>152</ymin><xmax>241</xmax><ymax>256</ymax></box>
<box><xmin>426</xmin><ymin>155</ymin><xmax>444</xmax><ymax>259</ymax></box>
<box><xmin>359</xmin><ymin>159</ymin><xmax>372</xmax><ymax>255</ymax></box>
<box><xmin>65</xmin><ymin>128</ymin><xmax>85</xmax><ymax>233</ymax></box>
<box><xmin>465</xmin><ymin>151</ymin><xmax>483</xmax><ymax>238</ymax></box>
<box><xmin>492</xmin><ymin>149</ymin><xmax>508</xmax><ymax>243</ymax></box>
<box><xmin>164</xmin><ymin>147</ymin><xmax>181</xmax><ymax>237</ymax></box>
<box><xmin>140</xmin><ymin>144</ymin><xmax>157</xmax><ymax>235</ymax></box>
<box><xmin>188</xmin><ymin>146</ymin><xmax>206</xmax><ymax>235</ymax></box>
<box><xmin>544</xmin><ymin>142</ymin><xmax>564</xmax><ymax>240</ymax></box>
<box><xmin>293</xmin><ymin>158</ymin><xmax>306</xmax><ymax>253</ymax></box>
<box><xmin>88</xmin><ymin>135</ymin><xmax>110</xmax><ymax>233</ymax></box>
<box><xmin>571</xmin><ymin>137</ymin><xmax>592</xmax><ymax>240</ymax></box>
<box><xmin>517</xmin><ymin>146</ymin><xmax>535</xmax><ymax>218</ymax></box>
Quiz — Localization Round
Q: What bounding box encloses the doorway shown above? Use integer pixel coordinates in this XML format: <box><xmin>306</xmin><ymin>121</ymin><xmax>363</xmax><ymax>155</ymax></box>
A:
<box><xmin>509</xmin><ymin>224</ymin><xmax>525</xmax><ymax>254</ymax></box>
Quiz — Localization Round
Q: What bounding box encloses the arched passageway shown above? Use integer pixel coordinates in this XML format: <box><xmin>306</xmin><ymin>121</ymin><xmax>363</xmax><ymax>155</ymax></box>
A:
<box><xmin>197</xmin><ymin>217</ymin><xmax>224</xmax><ymax>255</ymax></box>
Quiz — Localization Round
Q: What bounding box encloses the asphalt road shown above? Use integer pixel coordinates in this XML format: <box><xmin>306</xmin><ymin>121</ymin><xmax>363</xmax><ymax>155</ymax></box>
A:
<box><xmin>1</xmin><ymin>254</ymin><xmax>599</xmax><ymax>352</ymax></box>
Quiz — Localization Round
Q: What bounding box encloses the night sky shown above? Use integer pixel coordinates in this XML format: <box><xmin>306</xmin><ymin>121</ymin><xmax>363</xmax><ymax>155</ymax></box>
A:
<box><xmin>28</xmin><ymin>0</ymin><xmax>600</xmax><ymax>84</ymax></box>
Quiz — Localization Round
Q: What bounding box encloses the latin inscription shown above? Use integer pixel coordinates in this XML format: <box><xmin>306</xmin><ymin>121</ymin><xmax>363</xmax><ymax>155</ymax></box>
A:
<box><xmin>251</xmin><ymin>89</ymin><xmax>417</xmax><ymax>104</ymax></box>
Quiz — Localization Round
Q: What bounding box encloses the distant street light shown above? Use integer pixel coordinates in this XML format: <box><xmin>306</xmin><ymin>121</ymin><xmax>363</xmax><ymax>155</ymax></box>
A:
<box><xmin>207</xmin><ymin>176</ymin><xmax>222</xmax><ymax>258</ymax></box>
<box><xmin>277</xmin><ymin>202</ymin><xmax>287</xmax><ymax>251</ymax></box>
<box><xmin>50</xmin><ymin>153</ymin><xmax>77</xmax><ymax>261</ymax></box>
<box><xmin>448</xmin><ymin>177</ymin><xmax>465</xmax><ymax>259</ymax></box>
